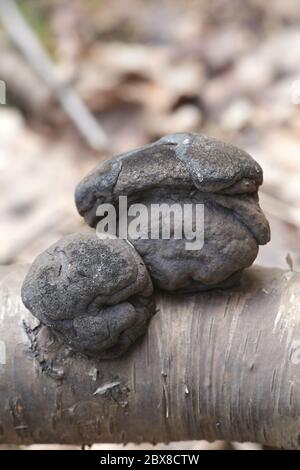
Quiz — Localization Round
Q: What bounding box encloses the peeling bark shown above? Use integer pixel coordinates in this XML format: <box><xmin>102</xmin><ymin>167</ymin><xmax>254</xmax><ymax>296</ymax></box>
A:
<box><xmin>0</xmin><ymin>264</ymin><xmax>300</xmax><ymax>448</ymax></box>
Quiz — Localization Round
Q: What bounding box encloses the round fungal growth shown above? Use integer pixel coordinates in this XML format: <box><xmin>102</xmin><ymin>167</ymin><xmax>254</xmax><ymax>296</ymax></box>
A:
<box><xmin>21</xmin><ymin>231</ymin><xmax>155</xmax><ymax>359</ymax></box>
<box><xmin>75</xmin><ymin>133</ymin><xmax>270</xmax><ymax>292</ymax></box>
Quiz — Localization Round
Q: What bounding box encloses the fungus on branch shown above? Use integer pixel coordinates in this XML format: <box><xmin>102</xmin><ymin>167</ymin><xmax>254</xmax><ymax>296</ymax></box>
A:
<box><xmin>75</xmin><ymin>133</ymin><xmax>270</xmax><ymax>292</ymax></box>
<box><xmin>21</xmin><ymin>231</ymin><xmax>155</xmax><ymax>359</ymax></box>
<box><xmin>4</xmin><ymin>264</ymin><xmax>300</xmax><ymax>448</ymax></box>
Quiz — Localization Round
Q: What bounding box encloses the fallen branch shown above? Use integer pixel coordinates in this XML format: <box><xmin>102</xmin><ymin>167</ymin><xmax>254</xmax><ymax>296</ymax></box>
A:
<box><xmin>0</xmin><ymin>264</ymin><xmax>299</xmax><ymax>448</ymax></box>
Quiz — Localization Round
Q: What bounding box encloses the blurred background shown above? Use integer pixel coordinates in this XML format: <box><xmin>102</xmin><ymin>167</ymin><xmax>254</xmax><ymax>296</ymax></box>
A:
<box><xmin>0</xmin><ymin>0</ymin><xmax>300</xmax><ymax>450</ymax></box>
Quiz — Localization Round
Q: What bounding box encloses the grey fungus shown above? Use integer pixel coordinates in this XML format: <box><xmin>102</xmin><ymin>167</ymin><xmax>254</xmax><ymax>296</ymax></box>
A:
<box><xmin>22</xmin><ymin>133</ymin><xmax>271</xmax><ymax>359</ymax></box>
<box><xmin>21</xmin><ymin>231</ymin><xmax>155</xmax><ymax>359</ymax></box>
<box><xmin>75</xmin><ymin>132</ymin><xmax>270</xmax><ymax>292</ymax></box>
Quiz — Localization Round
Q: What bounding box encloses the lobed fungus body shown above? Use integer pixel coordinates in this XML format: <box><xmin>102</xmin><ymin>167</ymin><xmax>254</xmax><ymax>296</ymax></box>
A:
<box><xmin>75</xmin><ymin>133</ymin><xmax>270</xmax><ymax>292</ymax></box>
<box><xmin>21</xmin><ymin>231</ymin><xmax>155</xmax><ymax>359</ymax></box>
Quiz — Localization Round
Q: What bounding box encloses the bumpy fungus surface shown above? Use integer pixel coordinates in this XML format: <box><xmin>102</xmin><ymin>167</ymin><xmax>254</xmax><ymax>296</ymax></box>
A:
<box><xmin>21</xmin><ymin>232</ymin><xmax>155</xmax><ymax>359</ymax></box>
<box><xmin>75</xmin><ymin>133</ymin><xmax>270</xmax><ymax>292</ymax></box>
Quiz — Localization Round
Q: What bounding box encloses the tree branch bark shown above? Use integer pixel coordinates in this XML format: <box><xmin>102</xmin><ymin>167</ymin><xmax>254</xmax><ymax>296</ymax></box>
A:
<box><xmin>0</xmin><ymin>264</ymin><xmax>299</xmax><ymax>448</ymax></box>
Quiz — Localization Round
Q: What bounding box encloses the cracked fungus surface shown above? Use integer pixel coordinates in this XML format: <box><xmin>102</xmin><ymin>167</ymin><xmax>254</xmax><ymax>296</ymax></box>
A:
<box><xmin>75</xmin><ymin>132</ymin><xmax>270</xmax><ymax>292</ymax></box>
<box><xmin>21</xmin><ymin>232</ymin><xmax>155</xmax><ymax>359</ymax></box>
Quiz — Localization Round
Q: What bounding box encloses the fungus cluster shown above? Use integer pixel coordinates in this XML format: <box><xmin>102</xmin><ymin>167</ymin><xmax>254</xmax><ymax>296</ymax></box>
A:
<box><xmin>22</xmin><ymin>133</ymin><xmax>270</xmax><ymax>358</ymax></box>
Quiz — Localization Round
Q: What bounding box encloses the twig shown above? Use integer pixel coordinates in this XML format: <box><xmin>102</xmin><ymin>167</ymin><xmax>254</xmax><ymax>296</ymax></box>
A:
<box><xmin>0</xmin><ymin>0</ymin><xmax>108</xmax><ymax>151</ymax></box>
